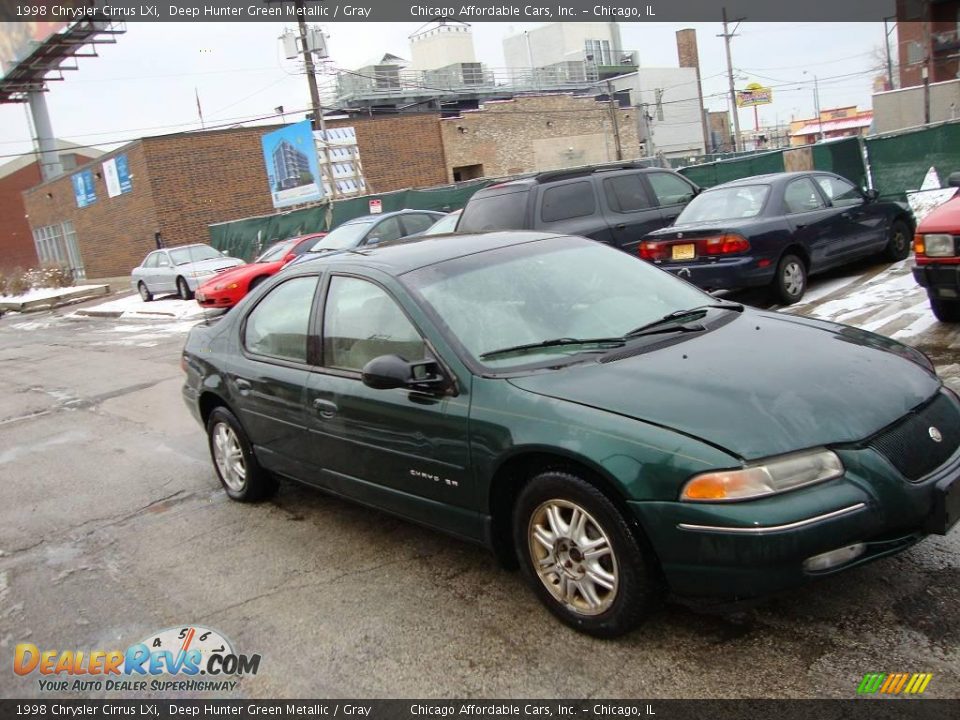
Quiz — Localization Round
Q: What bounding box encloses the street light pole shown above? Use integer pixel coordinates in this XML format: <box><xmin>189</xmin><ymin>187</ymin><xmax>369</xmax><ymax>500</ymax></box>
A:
<box><xmin>804</xmin><ymin>70</ymin><xmax>822</xmax><ymax>143</ymax></box>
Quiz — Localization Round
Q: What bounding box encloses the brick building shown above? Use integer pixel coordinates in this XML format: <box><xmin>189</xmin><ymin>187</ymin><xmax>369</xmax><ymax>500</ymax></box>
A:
<box><xmin>0</xmin><ymin>143</ymin><xmax>100</xmax><ymax>274</ymax></box>
<box><xmin>439</xmin><ymin>94</ymin><xmax>641</xmax><ymax>182</ymax></box>
<box><xmin>22</xmin><ymin>114</ymin><xmax>447</xmax><ymax>280</ymax></box>
<box><xmin>897</xmin><ymin>0</ymin><xmax>960</xmax><ymax>89</ymax></box>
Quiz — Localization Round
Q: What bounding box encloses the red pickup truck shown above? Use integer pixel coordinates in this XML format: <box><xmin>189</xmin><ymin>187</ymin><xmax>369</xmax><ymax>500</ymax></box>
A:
<box><xmin>913</xmin><ymin>172</ymin><xmax>960</xmax><ymax>322</ymax></box>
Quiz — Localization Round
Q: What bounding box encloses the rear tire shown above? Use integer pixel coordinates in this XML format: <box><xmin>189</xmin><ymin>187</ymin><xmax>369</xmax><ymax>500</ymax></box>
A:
<box><xmin>177</xmin><ymin>276</ymin><xmax>194</xmax><ymax>300</ymax></box>
<box><xmin>513</xmin><ymin>471</ymin><xmax>660</xmax><ymax>638</ymax></box>
<box><xmin>930</xmin><ymin>295</ymin><xmax>960</xmax><ymax>323</ymax></box>
<box><xmin>772</xmin><ymin>253</ymin><xmax>807</xmax><ymax>305</ymax></box>
<box><xmin>138</xmin><ymin>282</ymin><xmax>153</xmax><ymax>302</ymax></box>
<box><xmin>206</xmin><ymin>406</ymin><xmax>275</xmax><ymax>502</ymax></box>
<box><xmin>883</xmin><ymin>219</ymin><xmax>911</xmax><ymax>262</ymax></box>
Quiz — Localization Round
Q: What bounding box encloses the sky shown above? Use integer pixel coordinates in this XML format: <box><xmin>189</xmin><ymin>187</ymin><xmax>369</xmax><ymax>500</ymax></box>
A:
<box><xmin>0</xmin><ymin>21</ymin><xmax>894</xmax><ymax>162</ymax></box>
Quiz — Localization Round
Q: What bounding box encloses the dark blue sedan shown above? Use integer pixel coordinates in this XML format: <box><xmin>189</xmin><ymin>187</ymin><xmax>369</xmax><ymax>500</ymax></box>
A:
<box><xmin>638</xmin><ymin>172</ymin><xmax>914</xmax><ymax>304</ymax></box>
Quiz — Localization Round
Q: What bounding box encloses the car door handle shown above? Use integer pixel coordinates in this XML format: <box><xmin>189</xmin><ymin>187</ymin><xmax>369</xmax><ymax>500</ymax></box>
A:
<box><xmin>312</xmin><ymin>398</ymin><xmax>338</xmax><ymax>419</ymax></box>
<box><xmin>234</xmin><ymin>378</ymin><xmax>252</xmax><ymax>394</ymax></box>
<box><xmin>795</xmin><ymin>223</ymin><xmax>807</xmax><ymax>229</ymax></box>
<box><xmin>615</xmin><ymin>223</ymin><xmax>626</xmax><ymax>231</ymax></box>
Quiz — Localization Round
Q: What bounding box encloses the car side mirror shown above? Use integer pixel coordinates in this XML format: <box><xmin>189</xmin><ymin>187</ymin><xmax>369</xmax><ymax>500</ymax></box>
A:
<box><xmin>864</xmin><ymin>188</ymin><xmax>879</xmax><ymax>201</ymax></box>
<box><xmin>948</xmin><ymin>172</ymin><xmax>960</xmax><ymax>188</ymax></box>
<box><xmin>361</xmin><ymin>355</ymin><xmax>446</xmax><ymax>392</ymax></box>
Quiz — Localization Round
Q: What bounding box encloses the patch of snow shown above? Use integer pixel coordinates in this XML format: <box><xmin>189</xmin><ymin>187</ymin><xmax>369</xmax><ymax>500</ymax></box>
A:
<box><xmin>0</xmin><ymin>285</ymin><xmax>104</xmax><ymax>303</ymax></box>
<box><xmin>71</xmin><ymin>292</ymin><xmax>211</xmax><ymax>322</ymax></box>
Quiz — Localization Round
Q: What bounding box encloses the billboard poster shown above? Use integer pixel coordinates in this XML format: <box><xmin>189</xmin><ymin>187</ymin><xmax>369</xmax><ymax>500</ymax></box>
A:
<box><xmin>315</xmin><ymin>126</ymin><xmax>367</xmax><ymax>198</ymax></box>
<box><xmin>0</xmin><ymin>20</ymin><xmax>70</xmax><ymax>81</ymax></box>
<box><xmin>103</xmin><ymin>154</ymin><xmax>133</xmax><ymax>198</ymax></box>
<box><xmin>261</xmin><ymin>120</ymin><xmax>324</xmax><ymax>209</ymax></box>
<box><xmin>71</xmin><ymin>169</ymin><xmax>97</xmax><ymax>208</ymax></box>
<box><xmin>736</xmin><ymin>83</ymin><xmax>773</xmax><ymax>108</ymax></box>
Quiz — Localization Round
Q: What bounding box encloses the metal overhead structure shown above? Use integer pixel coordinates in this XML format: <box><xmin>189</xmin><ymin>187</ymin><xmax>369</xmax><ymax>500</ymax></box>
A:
<box><xmin>0</xmin><ymin>16</ymin><xmax>126</xmax><ymax>180</ymax></box>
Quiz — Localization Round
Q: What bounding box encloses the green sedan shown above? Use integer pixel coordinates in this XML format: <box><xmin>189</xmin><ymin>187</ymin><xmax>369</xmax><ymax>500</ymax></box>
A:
<box><xmin>181</xmin><ymin>232</ymin><xmax>960</xmax><ymax>637</ymax></box>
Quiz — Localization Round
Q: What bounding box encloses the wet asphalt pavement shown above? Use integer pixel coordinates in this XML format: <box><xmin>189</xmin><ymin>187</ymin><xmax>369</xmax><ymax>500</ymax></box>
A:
<box><xmin>0</xmin><ymin>261</ymin><xmax>958</xmax><ymax>699</ymax></box>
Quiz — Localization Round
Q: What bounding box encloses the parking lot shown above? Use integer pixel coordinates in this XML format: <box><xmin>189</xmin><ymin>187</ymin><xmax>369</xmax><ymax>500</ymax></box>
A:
<box><xmin>1</xmin><ymin>257</ymin><xmax>958</xmax><ymax>700</ymax></box>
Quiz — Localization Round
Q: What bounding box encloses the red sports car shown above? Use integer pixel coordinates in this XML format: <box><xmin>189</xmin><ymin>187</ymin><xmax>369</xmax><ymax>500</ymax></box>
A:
<box><xmin>196</xmin><ymin>233</ymin><xmax>325</xmax><ymax>309</ymax></box>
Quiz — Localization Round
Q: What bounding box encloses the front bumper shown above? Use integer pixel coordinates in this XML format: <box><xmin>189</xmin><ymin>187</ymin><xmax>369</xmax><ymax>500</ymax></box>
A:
<box><xmin>654</xmin><ymin>256</ymin><xmax>774</xmax><ymax>290</ymax></box>
<box><xmin>913</xmin><ymin>263</ymin><xmax>960</xmax><ymax>299</ymax></box>
<box><xmin>630</xmin><ymin>436</ymin><xmax>960</xmax><ymax>599</ymax></box>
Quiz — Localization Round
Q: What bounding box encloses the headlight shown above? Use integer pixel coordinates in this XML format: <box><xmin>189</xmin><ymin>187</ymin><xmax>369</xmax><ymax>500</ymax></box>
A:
<box><xmin>919</xmin><ymin>233</ymin><xmax>955</xmax><ymax>257</ymax></box>
<box><xmin>680</xmin><ymin>449</ymin><xmax>843</xmax><ymax>502</ymax></box>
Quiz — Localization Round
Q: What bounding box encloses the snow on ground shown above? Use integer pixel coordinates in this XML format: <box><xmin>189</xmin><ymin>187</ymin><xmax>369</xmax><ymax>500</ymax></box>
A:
<box><xmin>0</xmin><ymin>285</ymin><xmax>106</xmax><ymax>303</ymax></box>
<box><xmin>71</xmin><ymin>291</ymin><xmax>212</xmax><ymax>322</ymax></box>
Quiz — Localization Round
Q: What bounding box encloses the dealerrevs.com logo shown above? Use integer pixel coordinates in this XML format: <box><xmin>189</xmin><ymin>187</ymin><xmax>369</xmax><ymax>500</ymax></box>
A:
<box><xmin>14</xmin><ymin>625</ymin><xmax>261</xmax><ymax>693</ymax></box>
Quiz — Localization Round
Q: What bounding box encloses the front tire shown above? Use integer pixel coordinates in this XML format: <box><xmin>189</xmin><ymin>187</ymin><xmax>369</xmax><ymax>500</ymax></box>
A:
<box><xmin>513</xmin><ymin>471</ymin><xmax>660</xmax><ymax>638</ymax></box>
<box><xmin>206</xmin><ymin>406</ymin><xmax>275</xmax><ymax>502</ymax></box>
<box><xmin>177</xmin><ymin>276</ymin><xmax>194</xmax><ymax>300</ymax></box>
<box><xmin>930</xmin><ymin>295</ymin><xmax>960</xmax><ymax>322</ymax></box>
<box><xmin>138</xmin><ymin>282</ymin><xmax>153</xmax><ymax>302</ymax></box>
<box><xmin>883</xmin><ymin>219</ymin><xmax>911</xmax><ymax>262</ymax></box>
<box><xmin>772</xmin><ymin>253</ymin><xmax>807</xmax><ymax>305</ymax></box>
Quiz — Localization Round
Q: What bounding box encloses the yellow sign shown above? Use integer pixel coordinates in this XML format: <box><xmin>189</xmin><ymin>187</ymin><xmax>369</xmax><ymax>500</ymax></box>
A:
<box><xmin>736</xmin><ymin>83</ymin><xmax>773</xmax><ymax>108</ymax></box>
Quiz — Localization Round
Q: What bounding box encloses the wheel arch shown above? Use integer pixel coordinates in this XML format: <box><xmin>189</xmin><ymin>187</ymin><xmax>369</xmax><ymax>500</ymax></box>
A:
<box><xmin>778</xmin><ymin>243</ymin><xmax>810</xmax><ymax>269</ymax></box>
<box><xmin>198</xmin><ymin>390</ymin><xmax>236</xmax><ymax>427</ymax></box>
<box><xmin>486</xmin><ymin>447</ymin><xmax>652</xmax><ymax>570</ymax></box>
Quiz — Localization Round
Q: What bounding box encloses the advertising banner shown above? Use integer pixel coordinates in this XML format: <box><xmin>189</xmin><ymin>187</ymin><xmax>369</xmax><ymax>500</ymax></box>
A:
<box><xmin>102</xmin><ymin>154</ymin><xmax>133</xmax><ymax>198</ymax></box>
<box><xmin>261</xmin><ymin>120</ymin><xmax>324</xmax><ymax>209</ymax></box>
<box><xmin>0</xmin><ymin>20</ymin><xmax>69</xmax><ymax>81</ymax></box>
<box><xmin>71</xmin><ymin>168</ymin><xmax>97</xmax><ymax>208</ymax></box>
<box><xmin>736</xmin><ymin>83</ymin><xmax>773</xmax><ymax>108</ymax></box>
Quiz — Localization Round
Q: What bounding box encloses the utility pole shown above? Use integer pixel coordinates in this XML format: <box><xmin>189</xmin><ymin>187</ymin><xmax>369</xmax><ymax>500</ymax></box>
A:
<box><xmin>606</xmin><ymin>80</ymin><xmax>623</xmax><ymax>161</ymax></box>
<box><xmin>719</xmin><ymin>7</ymin><xmax>743</xmax><ymax>152</ymax></box>
<box><xmin>295</xmin><ymin>0</ymin><xmax>337</xmax><ymax>200</ymax></box>
<box><xmin>883</xmin><ymin>16</ymin><xmax>896</xmax><ymax>90</ymax></box>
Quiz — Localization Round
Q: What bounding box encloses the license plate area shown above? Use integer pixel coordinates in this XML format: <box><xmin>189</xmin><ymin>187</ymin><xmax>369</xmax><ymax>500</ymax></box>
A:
<box><xmin>672</xmin><ymin>243</ymin><xmax>696</xmax><ymax>261</ymax></box>
<box><xmin>929</xmin><ymin>473</ymin><xmax>960</xmax><ymax>535</ymax></box>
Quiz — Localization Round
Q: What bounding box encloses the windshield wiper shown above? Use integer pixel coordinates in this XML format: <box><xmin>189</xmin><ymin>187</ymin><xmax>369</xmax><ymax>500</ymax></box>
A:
<box><xmin>480</xmin><ymin>336</ymin><xmax>626</xmax><ymax>360</ymax></box>
<box><xmin>625</xmin><ymin>302</ymin><xmax>743</xmax><ymax>338</ymax></box>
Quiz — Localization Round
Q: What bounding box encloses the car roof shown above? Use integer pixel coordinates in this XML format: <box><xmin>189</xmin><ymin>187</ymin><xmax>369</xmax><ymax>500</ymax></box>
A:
<box><xmin>342</xmin><ymin>209</ymin><xmax>444</xmax><ymax>224</ymax></box>
<box><xmin>710</xmin><ymin>171</ymin><xmax>830</xmax><ymax>190</ymax></box>
<box><xmin>289</xmin><ymin>231</ymin><xmax>566</xmax><ymax>276</ymax></box>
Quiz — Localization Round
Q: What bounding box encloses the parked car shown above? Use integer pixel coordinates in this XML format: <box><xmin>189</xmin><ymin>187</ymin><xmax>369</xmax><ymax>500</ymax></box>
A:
<box><xmin>912</xmin><ymin>172</ymin><xmax>960</xmax><ymax>322</ymax></box>
<box><xmin>182</xmin><ymin>231</ymin><xmax>958</xmax><ymax>637</ymax></box>
<box><xmin>421</xmin><ymin>209</ymin><xmax>462</xmax><ymax>236</ymax></box>
<box><xmin>457</xmin><ymin>164</ymin><xmax>699</xmax><ymax>254</ymax></box>
<box><xmin>639</xmin><ymin>172</ymin><xmax>915</xmax><ymax>304</ymax></box>
<box><xmin>292</xmin><ymin>210</ymin><xmax>446</xmax><ymax>263</ymax></box>
<box><xmin>131</xmin><ymin>244</ymin><xmax>244</xmax><ymax>301</ymax></box>
<box><xmin>196</xmin><ymin>233</ymin><xmax>326</xmax><ymax>309</ymax></box>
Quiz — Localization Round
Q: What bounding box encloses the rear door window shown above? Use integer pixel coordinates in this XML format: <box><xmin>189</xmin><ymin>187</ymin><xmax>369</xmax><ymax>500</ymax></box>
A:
<box><xmin>459</xmin><ymin>189</ymin><xmax>530</xmax><ymax>232</ymax></box>
<box><xmin>603</xmin><ymin>175</ymin><xmax>655</xmax><ymax>213</ymax></box>
<box><xmin>540</xmin><ymin>181</ymin><xmax>596</xmax><ymax>223</ymax></box>
<box><xmin>401</xmin><ymin>214</ymin><xmax>438</xmax><ymax>236</ymax></box>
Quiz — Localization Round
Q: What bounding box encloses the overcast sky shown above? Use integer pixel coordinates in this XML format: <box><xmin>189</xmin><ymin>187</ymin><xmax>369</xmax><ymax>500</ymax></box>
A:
<box><xmin>0</xmin><ymin>21</ymin><xmax>893</xmax><ymax>161</ymax></box>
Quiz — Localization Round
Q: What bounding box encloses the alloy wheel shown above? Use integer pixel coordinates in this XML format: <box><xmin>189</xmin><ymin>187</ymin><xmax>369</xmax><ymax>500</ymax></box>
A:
<box><xmin>212</xmin><ymin>422</ymin><xmax>246</xmax><ymax>491</ymax></box>
<box><xmin>782</xmin><ymin>261</ymin><xmax>804</xmax><ymax>297</ymax></box>
<box><xmin>527</xmin><ymin>499</ymin><xmax>619</xmax><ymax>616</ymax></box>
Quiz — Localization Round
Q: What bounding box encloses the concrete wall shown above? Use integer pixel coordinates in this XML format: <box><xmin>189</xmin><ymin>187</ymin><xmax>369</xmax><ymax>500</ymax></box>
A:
<box><xmin>610</xmin><ymin>68</ymin><xmax>706</xmax><ymax>157</ymax></box>
<box><xmin>873</xmin><ymin>79</ymin><xmax>960</xmax><ymax>134</ymax></box>
<box><xmin>409</xmin><ymin>25</ymin><xmax>476</xmax><ymax>71</ymax></box>
<box><xmin>439</xmin><ymin>94</ymin><xmax>640</xmax><ymax>181</ymax></box>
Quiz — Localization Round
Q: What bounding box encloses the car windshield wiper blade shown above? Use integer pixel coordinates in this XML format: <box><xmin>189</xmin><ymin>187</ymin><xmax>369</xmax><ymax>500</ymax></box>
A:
<box><xmin>625</xmin><ymin>302</ymin><xmax>743</xmax><ymax>337</ymax></box>
<box><xmin>480</xmin><ymin>336</ymin><xmax>626</xmax><ymax>360</ymax></box>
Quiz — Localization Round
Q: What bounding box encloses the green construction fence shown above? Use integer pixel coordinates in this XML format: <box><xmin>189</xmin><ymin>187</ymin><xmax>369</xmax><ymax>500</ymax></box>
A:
<box><xmin>864</xmin><ymin>121</ymin><xmax>960</xmax><ymax>201</ymax></box>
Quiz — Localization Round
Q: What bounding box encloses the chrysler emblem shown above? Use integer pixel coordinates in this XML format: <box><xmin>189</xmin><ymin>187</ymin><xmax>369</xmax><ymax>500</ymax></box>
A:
<box><xmin>929</xmin><ymin>426</ymin><xmax>943</xmax><ymax>443</ymax></box>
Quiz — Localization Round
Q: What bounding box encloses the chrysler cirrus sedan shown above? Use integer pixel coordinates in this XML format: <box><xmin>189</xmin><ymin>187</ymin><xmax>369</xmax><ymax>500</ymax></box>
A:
<box><xmin>181</xmin><ymin>232</ymin><xmax>959</xmax><ymax>637</ymax></box>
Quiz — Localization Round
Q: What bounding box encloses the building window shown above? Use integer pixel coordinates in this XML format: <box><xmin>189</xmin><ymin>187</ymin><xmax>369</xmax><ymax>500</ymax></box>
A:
<box><xmin>32</xmin><ymin>222</ymin><xmax>86</xmax><ymax>280</ymax></box>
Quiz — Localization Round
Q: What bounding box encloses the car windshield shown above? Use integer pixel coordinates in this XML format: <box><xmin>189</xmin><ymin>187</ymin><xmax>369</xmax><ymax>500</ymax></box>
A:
<box><xmin>308</xmin><ymin>221</ymin><xmax>374</xmax><ymax>251</ymax></box>
<box><xmin>423</xmin><ymin>212</ymin><xmax>461</xmax><ymax>236</ymax></box>
<box><xmin>404</xmin><ymin>237</ymin><xmax>711</xmax><ymax>370</ymax></box>
<box><xmin>676</xmin><ymin>185</ymin><xmax>770</xmax><ymax>223</ymax></box>
<box><xmin>168</xmin><ymin>245</ymin><xmax>223</xmax><ymax>265</ymax></box>
<box><xmin>256</xmin><ymin>241</ymin><xmax>294</xmax><ymax>263</ymax></box>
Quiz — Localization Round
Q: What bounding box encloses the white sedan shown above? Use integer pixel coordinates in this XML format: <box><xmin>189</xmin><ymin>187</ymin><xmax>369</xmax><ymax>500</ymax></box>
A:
<box><xmin>131</xmin><ymin>244</ymin><xmax>244</xmax><ymax>301</ymax></box>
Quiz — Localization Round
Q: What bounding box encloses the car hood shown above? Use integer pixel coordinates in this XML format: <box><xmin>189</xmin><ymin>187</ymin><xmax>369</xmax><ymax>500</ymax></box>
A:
<box><xmin>507</xmin><ymin>310</ymin><xmax>940</xmax><ymax>460</ymax></box>
<box><xmin>917</xmin><ymin>193</ymin><xmax>960</xmax><ymax>233</ymax></box>
<box><xmin>200</xmin><ymin>261</ymin><xmax>275</xmax><ymax>287</ymax></box>
<box><xmin>182</xmin><ymin>257</ymin><xmax>244</xmax><ymax>273</ymax></box>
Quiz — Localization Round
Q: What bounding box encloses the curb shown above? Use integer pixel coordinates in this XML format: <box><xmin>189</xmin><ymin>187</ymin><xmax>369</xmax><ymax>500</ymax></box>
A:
<box><xmin>0</xmin><ymin>285</ymin><xmax>110</xmax><ymax>313</ymax></box>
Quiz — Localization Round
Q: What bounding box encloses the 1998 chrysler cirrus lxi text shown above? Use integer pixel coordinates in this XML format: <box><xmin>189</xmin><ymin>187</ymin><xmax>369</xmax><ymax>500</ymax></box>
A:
<box><xmin>181</xmin><ymin>232</ymin><xmax>960</xmax><ymax>637</ymax></box>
